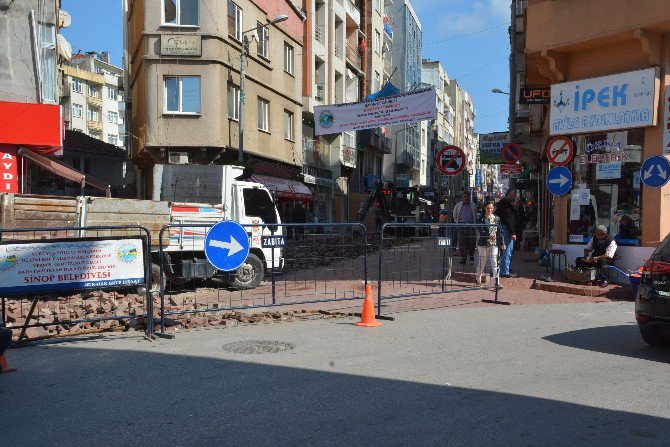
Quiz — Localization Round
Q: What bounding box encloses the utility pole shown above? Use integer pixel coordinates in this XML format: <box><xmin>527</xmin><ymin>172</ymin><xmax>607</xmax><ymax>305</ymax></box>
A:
<box><xmin>508</xmin><ymin>0</ymin><xmax>517</xmax><ymax>145</ymax></box>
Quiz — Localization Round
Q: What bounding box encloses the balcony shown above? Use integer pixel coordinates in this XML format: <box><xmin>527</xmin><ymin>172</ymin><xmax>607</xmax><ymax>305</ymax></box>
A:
<box><xmin>87</xmin><ymin>120</ymin><xmax>103</xmax><ymax>132</ymax></box>
<box><xmin>88</xmin><ymin>95</ymin><xmax>103</xmax><ymax>108</ymax></box>
<box><xmin>397</xmin><ymin>148</ymin><xmax>420</xmax><ymax>171</ymax></box>
<box><xmin>303</xmin><ymin>138</ymin><xmax>333</xmax><ymax>179</ymax></box>
<box><xmin>345</xmin><ymin>0</ymin><xmax>360</xmax><ymax>27</ymax></box>
<box><xmin>383</xmin><ymin>58</ymin><xmax>393</xmax><ymax>79</ymax></box>
<box><xmin>383</xmin><ymin>23</ymin><xmax>393</xmax><ymax>41</ymax></box>
<box><xmin>314</xmin><ymin>83</ymin><xmax>325</xmax><ymax>101</ymax></box>
<box><xmin>345</xmin><ymin>44</ymin><xmax>361</xmax><ymax>70</ymax></box>
<box><xmin>340</xmin><ymin>145</ymin><xmax>356</xmax><ymax>168</ymax></box>
<box><xmin>334</xmin><ymin>42</ymin><xmax>342</xmax><ymax>58</ymax></box>
<box><xmin>358</xmin><ymin>128</ymin><xmax>391</xmax><ymax>154</ymax></box>
<box><xmin>315</xmin><ymin>24</ymin><xmax>325</xmax><ymax>44</ymax></box>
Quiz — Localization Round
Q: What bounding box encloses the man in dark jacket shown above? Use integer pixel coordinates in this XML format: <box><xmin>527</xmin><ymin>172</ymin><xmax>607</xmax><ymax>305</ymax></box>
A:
<box><xmin>495</xmin><ymin>189</ymin><xmax>517</xmax><ymax>277</ymax></box>
<box><xmin>291</xmin><ymin>202</ymin><xmax>307</xmax><ymax>239</ymax></box>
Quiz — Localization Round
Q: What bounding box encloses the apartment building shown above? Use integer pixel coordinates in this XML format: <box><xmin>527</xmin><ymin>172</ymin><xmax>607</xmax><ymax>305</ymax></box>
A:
<box><xmin>62</xmin><ymin>52</ymin><xmax>125</xmax><ymax>148</ymax></box>
<box><xmin>125</xmin><ymin>0</ymin><xmax>305</xmax><ymax>197</ymax></box>
<box><xmin>384</xmin><ymin>0</ymin><xmax>422</xmax><ymax>187</ymax></box>
<box><xmin>301</xmin><ymin>0</ymin><xmax>366</xmax><ymax>222</ymax></box>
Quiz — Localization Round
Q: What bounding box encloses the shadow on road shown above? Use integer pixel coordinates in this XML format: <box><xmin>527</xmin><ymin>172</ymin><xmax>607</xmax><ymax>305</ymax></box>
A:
<box><xmin>2</xmin><ymin>342</ymin><xmax>670</xmax><ymax>446</ymax></box>
<box><xmin>544</xmin><ymin>324</ymin><xmax>670</xmax><ymax>363</ymax></box>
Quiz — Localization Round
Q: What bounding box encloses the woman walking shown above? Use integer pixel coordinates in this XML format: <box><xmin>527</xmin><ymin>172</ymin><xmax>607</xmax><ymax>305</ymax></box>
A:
<box><xmin>475</xmin><ymin>201</ymin><xmax>505</xmax><ymax>289</ymax></box>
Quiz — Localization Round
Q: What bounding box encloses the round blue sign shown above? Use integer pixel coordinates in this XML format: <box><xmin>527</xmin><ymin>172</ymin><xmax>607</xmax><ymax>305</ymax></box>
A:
<box><xmin>546</xmin><ymin>166</ymin><xmax>572</xmax><ymax>196</ymax></box>
<box><xmin>640</xmin><ymin>155</ymin><xmax>670</xmax><ymax>189</ymax></box>
<box><xmin>204</xmin><ymin>221</ymin><xmax>250</xmax><ymax>271</ymax></box>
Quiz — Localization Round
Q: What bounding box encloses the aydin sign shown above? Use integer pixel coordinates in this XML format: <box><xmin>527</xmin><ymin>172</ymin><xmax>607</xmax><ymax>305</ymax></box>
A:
<box><xmin>550</xmin><ymin>68</ymin><xmax>659</xmax><ymax>135</ymax></box>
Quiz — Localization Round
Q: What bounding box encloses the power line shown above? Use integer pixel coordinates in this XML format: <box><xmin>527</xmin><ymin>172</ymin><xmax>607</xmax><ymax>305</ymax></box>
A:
<box><xmin>451</xmin><ymin>56</ymin><xmax>507</xmax><ymax>81</ymax></box>
<box><xmin>477</xmin><ymin>110</ymin><xmax>507</xmax><ymax>119</ymax></box>
<box><xmin>423</xmin><ymin>23</ymin><xmax>507</xmax><ymax>46</ymax></box>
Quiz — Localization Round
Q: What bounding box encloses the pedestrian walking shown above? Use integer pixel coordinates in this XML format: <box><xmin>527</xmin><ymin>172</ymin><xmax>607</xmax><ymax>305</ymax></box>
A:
<box><xmin>291</xmin><ymin>202</ymin><xmax>307</xmax><ymax>240</ymax></box>
<box><xmin>495</xmin><ymin>189</ymin><xmax>518</xmax><ymax>277</ymax></box>
<box><xmin>453</xmin><ymin>191</ymin><xmax>477</xmax><ymax>264</ymax></box>
<box><xmin>475</xmin><ymin>201</ymin><xmax>505</xmax><ymax>288</ymax></box>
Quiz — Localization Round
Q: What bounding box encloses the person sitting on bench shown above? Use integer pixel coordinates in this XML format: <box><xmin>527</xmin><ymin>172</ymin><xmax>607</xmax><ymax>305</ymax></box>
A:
<box><xmin>575</xmin><ymin>225</ymin><xmax>617</xmax><ymax>271</ymax></box>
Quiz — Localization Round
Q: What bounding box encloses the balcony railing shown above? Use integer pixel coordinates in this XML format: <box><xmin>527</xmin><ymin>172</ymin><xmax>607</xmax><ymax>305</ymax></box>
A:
<box><xmin>358</xmin><ymin>128</ymin><xmax>391</xmax><ymax>154</ymax></box>
<box><xmin>314</xmin><ymin>24</ymin><xmax>325</xmax><ymax>44</ymax></box>
<box><xmin>334</xmin><ymin>42</ymin><xmax>342</xmax><ymax>58</ymax></box>
<box><xmin>345</xmin><ymin>44</ymin><xmax>361</xmax><ymax>69</ymax></box>
<box><xmin>383</xmin><ymin>23</ymin><xmax>393</xmax><ymax>40</ymax></box>
<box><xmin>345</xmin><ymin>0</ymin><xmax>360</xmax><ymax>27</ymax></box>
<box><xmin>303</xmin><ymin>138</ymin><xmax>332</xmax><ymax>177</ymax></box>
<box><xmin>87</xmin><ymin>120</ymin><xmax>103</xmax><ymax>132</ymax></box>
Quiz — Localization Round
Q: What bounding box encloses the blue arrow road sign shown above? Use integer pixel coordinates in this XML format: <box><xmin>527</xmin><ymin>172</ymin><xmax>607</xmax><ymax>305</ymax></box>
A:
<box><xmin>204</xmin><ymin>221</ymin><xmax>250</xmax><ymax>271</ymax></box>
<box><xmin>546</xmin><ymin>166</ymin><xmax>572</xmax><ymax>196</ymax></box>
<box><xmin>640</xmin><ymin>155</ymin><xmax>670</xmax><ymax>189</ymax></box>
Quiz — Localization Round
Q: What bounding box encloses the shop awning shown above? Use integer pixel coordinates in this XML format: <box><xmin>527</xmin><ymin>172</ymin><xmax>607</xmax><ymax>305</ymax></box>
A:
<box><xmin>18</xmin><ymin>147</ymin><xmax>111</xmax><ymax>197</ymax></box>
<box><xmin>251</xmin><ymin>174</ymin><xmax>312</xmax><ymax>200</ymax></box>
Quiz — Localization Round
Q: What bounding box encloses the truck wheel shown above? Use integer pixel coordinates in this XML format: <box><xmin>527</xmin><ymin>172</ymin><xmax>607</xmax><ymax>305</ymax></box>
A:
<box><xmin>230</xmin><ymin>253</ymin><xmax>264</xmax><ymax>290</ymax></box>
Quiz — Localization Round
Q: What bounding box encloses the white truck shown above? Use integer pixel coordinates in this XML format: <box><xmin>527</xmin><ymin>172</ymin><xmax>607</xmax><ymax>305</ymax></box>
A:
<box><xmin>0</xmin><ymin>164</ymin><xmax>283</xmax><ymax>290</ymax></box>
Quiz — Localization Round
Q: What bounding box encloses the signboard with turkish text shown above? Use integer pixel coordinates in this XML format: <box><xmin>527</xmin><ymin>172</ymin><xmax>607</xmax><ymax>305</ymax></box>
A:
<box><xmin>519</xmin><ymin>86</ymin><xmax>550</xmax><ymax>104</ymax></box>
<box><xmin>1</xmin><ymin>146</ymin><xmax>19</xmax><ymax>193</ymax></box>
<box><xmin>0</xmin><ymin>237</ymin><xmax>146</xmax><ymax>296</ymax></box>
<box><xmin>160</xmin><ymin>34</ymin><xmax>202</xmax><ymax>56</ymax></box>
<box><xmin>549</xmin><ymin>67</ymin><xmax>658</xmax><ymax>135</ymax></box>
<box><xmin>478</xmin><ymin>132</ymin><xmax>509</xmax><ymax>164</ymax></box>
<box><xmin>499</xmin><ymin>164</ymin><xmax>522</xmax><ymax>175</ymax></box>
<box><xmin>313</xmin><ymin>86</ymin><xmax>437</xmax><ymax>136</ymax></box>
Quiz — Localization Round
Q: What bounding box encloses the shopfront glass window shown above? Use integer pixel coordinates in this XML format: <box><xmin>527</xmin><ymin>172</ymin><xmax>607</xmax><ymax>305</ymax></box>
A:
<box><xmin>568</xmin><ymin>129</ymin><xmax>643</xmax><ymax>245</ymax></box>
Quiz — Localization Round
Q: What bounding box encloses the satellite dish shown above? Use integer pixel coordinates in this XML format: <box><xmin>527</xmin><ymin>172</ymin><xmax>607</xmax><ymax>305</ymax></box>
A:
<box><xmin>59</xmin><ymin>10</ymin><xmax>72</xmax><ymax>28</ymax></box>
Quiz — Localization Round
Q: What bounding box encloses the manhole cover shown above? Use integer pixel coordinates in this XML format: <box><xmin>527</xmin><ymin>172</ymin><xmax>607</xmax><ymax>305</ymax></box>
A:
<box><xmin>222</xmin><ymin>340</ymin><xmax>295</xmax><ymax>354</ymax></box>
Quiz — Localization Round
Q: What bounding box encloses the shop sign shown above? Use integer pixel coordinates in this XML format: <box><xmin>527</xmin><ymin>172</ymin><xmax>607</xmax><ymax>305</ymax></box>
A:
<box><xmin>549</xmin><ymin>67</ymin><xmax>658</xmax><ymax>136</ymax></box>
<box><xmin>500</xmin><ymin>164</ymin><xmax>522</xmax><ymax>175</ymax></box>
<box><xmin>578</xmin><ymin>152</ymin><xmax>629</xmax><ymax>164</ymax></box>
<box><xmin>0</xmin><ymin>237</ymin><xmax>146</xmax><ymax>296</ymax></box>
<box><xmin>584</xmin><ymin>139</ymin><xmax>621</xmax><ymax>153</ymax></box>
<box><xmin>519</xmin><ymin>86</ymin><xmax>550</xmax><ymax>104</ymax></box>
<box><xmin>1</xmin><ymin>146</ymin><xmax>19</xmax><ymax>193</ymax></box>
<box><xmin>478</xmin><ymin>132</ymin><xmax>509</xmax><ymax>164</ymax></box>
<box><xmin>596</xmin><ymin>162</ymin><xmax>621</xmax><ymax>180</ymax></box>
<box><xmin>160</xmin><ymin>35</ymin><xmax>202</xmax><ymax>56</ymax></box>
<box><xmin>664</xmin><ymin>86</ymin><xmax>670</xmax><ymax>155</ymax></box>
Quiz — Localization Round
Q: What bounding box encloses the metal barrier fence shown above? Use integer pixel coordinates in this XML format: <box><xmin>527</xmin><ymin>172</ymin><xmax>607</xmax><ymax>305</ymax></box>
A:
<box><xmin>376</xmin><ymin>222</ymin><xmax>506</xmax><ymax>315</ymax></box>
<box><xmin>0</xmin><ymin>226</ymin><xmax>153</xmax><ymax>342</ymax></box>
<box><xmin>157</xmin><ymin>222</ymin><xmax>368</xmax><ymax>334</ymax></box>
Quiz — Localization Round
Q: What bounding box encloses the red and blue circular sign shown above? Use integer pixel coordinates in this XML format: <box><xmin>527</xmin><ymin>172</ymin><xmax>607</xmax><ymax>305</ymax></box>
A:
<box><xmin>435</xmin><ymin>145</ymin><xmax>466</xmax><ymax>176</ymax></box>
<box><xmin>501</xmin><ymin>143</ymin><xmax>523</xmax><ymax>165</ymax></box>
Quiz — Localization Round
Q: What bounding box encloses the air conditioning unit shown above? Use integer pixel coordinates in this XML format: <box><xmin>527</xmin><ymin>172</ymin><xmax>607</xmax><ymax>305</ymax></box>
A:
<box><xmin>168</xmin><ymin>151</ymin><xmax>189</xmax><ymax>164</ymax></box>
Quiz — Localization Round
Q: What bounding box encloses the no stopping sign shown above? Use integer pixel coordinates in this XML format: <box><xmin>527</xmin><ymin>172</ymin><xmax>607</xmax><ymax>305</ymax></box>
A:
<box><xmin>435</xmin><ymin>145</ymin><xmax>466</xmax><ymax>176</ymax></box>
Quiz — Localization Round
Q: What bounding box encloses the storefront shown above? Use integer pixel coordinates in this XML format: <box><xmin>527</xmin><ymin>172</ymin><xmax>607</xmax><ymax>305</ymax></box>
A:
<box><xmin>547</xmin><ymin>68</ymin><xmax>662</xmax><ymax>269</ymax></box>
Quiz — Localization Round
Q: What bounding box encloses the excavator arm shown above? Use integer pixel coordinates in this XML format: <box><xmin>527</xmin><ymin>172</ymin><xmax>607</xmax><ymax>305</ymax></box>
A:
<box><xmin>356</xmin><ymin>180</ymin><xmax>392</xmax><ymax>222</ymax></box>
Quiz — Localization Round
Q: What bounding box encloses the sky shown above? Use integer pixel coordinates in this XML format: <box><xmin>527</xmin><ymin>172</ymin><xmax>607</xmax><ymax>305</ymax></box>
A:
<box><xmin>60</xmin><ymin>0</ymin><xmax>510</xmax><ymax>135</ymax></box>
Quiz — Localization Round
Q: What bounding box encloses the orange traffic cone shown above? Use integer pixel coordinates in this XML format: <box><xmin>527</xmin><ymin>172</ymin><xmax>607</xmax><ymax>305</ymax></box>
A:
<box><xmin>355</xmin><ymin>284</ymin><xmax>382</xmax><ymax>327</ymax></box>
<box><xmin>0</xmin><ymin>354</ymin><xmax>16</xmax><ymax>373</ymax></box>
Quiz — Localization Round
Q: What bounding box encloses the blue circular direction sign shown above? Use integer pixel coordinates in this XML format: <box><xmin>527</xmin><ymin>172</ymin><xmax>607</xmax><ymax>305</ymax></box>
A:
<box><xmin>546</xmin><ymin>166</ymin><xmax>573</xmax><ymax>196</ymax></box>
<box><xmin>640</xmin><ymin>155</ymin><xmax>670</xmax><ymax>189</ymax></box>
<box><xmin>204</xmin><ymin>221</ymin><xmax>250</xmax><ymax>271</ymax></box>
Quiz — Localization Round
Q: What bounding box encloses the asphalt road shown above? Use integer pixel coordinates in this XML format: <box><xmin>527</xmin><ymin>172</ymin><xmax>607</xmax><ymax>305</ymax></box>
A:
<box><xmin>2</xmin><ymin>302</ymin><xmax>670</xmax><ymax>446</ymax></box>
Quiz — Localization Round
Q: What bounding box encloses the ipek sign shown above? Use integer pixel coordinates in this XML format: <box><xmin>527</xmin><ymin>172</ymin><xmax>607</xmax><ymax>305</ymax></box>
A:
<box><xmin>549</xmin><ymin>67</ymin><xmax>659</xmax><ymax>135</ymax></box>
<box><xmin>1</xmin><ymin>146</ymin><xmax>19</xmax><ymax>193</ymax></box>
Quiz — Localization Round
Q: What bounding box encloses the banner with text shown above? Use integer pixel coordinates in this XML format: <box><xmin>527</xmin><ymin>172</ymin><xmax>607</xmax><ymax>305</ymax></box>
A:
<box><xmin>0</xmin><ymin>237</ymin><xmax>146</xmax><ymax>295</ymax></box>
<box><xmin>479</xmin><ymin>132</ymin><xmax>509</xmax><ymax>164</ymax></box>
<box><xmin>313</xmin><ymin>86</ymin><xmax>437</xmax><ymax>136</ymax></box>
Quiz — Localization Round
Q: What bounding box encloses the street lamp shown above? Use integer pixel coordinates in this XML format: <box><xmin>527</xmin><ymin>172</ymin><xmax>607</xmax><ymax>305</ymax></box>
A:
<box><xmin>238</xmin><ymin>14</ymin><xmax>289</xmax><ymax>163</ymax></box>
<box><xmin>491</xmin><ymin>88</ymin><xmax>509</xmax><ymax>95</ymax></box>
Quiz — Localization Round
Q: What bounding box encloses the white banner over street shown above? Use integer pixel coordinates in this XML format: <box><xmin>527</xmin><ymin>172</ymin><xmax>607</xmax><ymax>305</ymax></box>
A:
<box><xmin>313</xmin><ymin>86</ymin><xmax>437</xmax><ymax>136</ymax></box>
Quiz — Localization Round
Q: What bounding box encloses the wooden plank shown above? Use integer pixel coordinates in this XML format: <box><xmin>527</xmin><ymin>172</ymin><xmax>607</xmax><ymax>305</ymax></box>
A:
<box><xmin>86</xmin><ymin>197</ymin><xmax>170</xmax><ymax>215</ymax></box>
<box><xmin>14</xmin><ymin>204</ymin><xmax>78</xmax><ymax>212</ymax></box>
<box><xmin>13</xmin><ymin>196</ymin><xmax>78</xmax><ymax>207</ymax></box>
<box><xmin>14</xmin><ymin>210</ymin><xmax>77</xmax><ymax>221</ymax></box>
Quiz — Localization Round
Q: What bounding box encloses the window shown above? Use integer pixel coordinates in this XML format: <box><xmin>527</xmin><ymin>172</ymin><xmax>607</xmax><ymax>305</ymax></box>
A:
<box><xmin>108</xmin><ymin>135</ymin><xmax>118</xmax><ymax>145</ymax></box>
<box><xmin>87</xmin><ymin>108</ymin><xmax>99</xmax><ymax>122</ymax></box>
<box><xmin>227</xmin><ymin>83</ymin><xmax>240</xmax><ymax>120</ymax></box>
<box><xmin>71</xmin><ymin>78</ymin><xmax>83</xmax><ymax>93</ymax></box>
<box><xmin>108</xmin><ymin>111</ymin><xmax>118</xmax><ymax>124</ymax></box>
<box><xmin>284</xmin><ymin>42</ymin><xmax>294</xmax><ymax>75</ymax></box>
<box><xmin>228</xmin><ymin>0</ymin><xmax>243</xmax><ymax>41</ymax></box>
<box><xmin>374</xmin><ymin>30</ymin><xmax>381</xmax><ymax>54</ymax></box>
<box><xmin>375</xmin><ymin>0</ymin><xmax>381</xmax><ymax>13</ymax></box>
<box><xmin>72</xmin><ymin>104</ymin><xmax>83</xmax><ymax>118</ymax></box>
<box><xmin>38</xmin><ymin>23</ymin><xmax>56</xmax><ymax>102</ymax></box>
<box><xmin>374</xmin><ymin>71</ymin><xmax>381</xmax><ymax>92</ymax></box>
<box><xmin>257</xmin><ymin>97</ymin><xmax>270</xmax><ymax>132</ymax></box>
<box><xmin>164</xmin><ymin>76</ymin><xmax>201</xmax><ymax>113</ymax></box>
<box><xmin>243</xmin><ymin>188</ymin><xmax>277</xmax><ymax>226</ymax></box>
<box><xmin>108</xmin><ymin>87</ymin><xmax>117</xmax><ymax>100</ymax></box>
<box><xmin>88</xmin><ymin>85</ymin><xmax>99</xmax><ymax>98</ymax></box>
<box><xmin>163</xmin><ymin>0</ymin><xmax>199</xmax><ymax>26</ymax></box>
<box><xmin>284</xmin><ymin>110</ymin><xmax>294</xmax><ymax>141</ymax></box>
<box><xmin>257</xmin><ymin>21</ymin><xmax>269</xmax><ymax>59</ymax></box>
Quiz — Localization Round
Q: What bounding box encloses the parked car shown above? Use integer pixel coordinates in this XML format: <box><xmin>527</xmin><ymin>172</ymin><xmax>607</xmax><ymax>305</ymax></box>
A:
<box><xmin>635</xmin><ymin>232</ymin><xmax>670</xmax><ymax>346</ymax></box>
